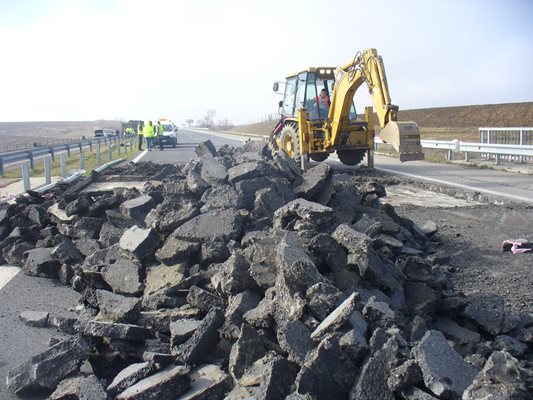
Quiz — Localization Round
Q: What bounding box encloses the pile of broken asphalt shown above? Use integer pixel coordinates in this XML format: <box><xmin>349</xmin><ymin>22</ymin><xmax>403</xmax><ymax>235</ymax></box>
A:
<box><xmin>0</xmin><ymin>140</ymin><xmax>531</xmax><ymax>399</ymax></box>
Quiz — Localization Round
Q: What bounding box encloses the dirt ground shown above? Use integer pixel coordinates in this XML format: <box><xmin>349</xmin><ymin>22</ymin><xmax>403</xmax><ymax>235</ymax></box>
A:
<box><xmin>386</xmin><ymin>180</ymin><xmax>533</xmax><ymax>316</ymax></box>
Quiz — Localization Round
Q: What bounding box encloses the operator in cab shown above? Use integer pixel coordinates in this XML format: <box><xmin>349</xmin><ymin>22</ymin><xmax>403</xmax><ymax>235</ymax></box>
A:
<box><xmin>316</xmin><ymin>88</ymin><xmax>330</xmax><ymax>118</ymax></box>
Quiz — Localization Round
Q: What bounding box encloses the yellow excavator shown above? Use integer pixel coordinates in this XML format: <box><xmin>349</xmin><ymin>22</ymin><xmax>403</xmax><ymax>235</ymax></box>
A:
<box><xmin>271</xmin><ymin>48</ymin><xmax>424</xmax><ymax>168</ymax></box>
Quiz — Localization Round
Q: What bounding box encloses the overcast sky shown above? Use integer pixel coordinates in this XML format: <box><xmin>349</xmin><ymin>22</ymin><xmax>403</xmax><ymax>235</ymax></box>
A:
<box><xmin>0</xmin><ymin>0</ymin><xmax>531</xmax><ymax>125</ymax></box>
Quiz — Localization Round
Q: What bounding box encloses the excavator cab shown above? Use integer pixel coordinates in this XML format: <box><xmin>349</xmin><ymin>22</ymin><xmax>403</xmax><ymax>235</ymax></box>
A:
<box><xmin>277</xmin><ymin>69</ymin><xmax>357</xmax><ymax>122</ymax></box>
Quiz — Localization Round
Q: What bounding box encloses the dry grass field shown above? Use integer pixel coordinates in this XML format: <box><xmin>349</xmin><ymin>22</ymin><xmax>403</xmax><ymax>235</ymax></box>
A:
<box><xmin>0</xmin><ymin>120</ymin><xmax>122</xmax><ymax>152</ymax></box>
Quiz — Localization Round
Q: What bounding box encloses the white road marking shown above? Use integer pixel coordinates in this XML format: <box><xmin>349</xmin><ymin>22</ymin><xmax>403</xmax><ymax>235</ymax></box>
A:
<box><xmin>375</xmin><ymin>167</ymin><xmax>533</xmax><ymax>204</ymax></box>
<box><xmin>188</xmin><ymin>129</ymin><xmax>248</xmax><ymax>143</ymax></box>
<box><xmin>0</xmin><ymin>266</ymin><xmax>20</xmax><ymax>290</ymax></box>
<box><xmin>132</xmin><ymin>150</ymin><xmax>148</xmax><ymax>163</ymax></box>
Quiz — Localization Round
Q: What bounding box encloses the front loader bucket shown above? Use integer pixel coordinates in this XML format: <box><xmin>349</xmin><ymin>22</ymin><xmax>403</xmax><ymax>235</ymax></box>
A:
<box><xmin>379</xmin><ymin>121</ymin><xmax>425</xmax><ymax>162</ymax></box>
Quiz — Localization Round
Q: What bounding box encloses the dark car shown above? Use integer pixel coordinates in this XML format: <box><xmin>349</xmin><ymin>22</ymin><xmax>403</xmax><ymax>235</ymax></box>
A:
<box><xmin>93</xmin><ymin>129</ymin><xmax>116</xmax><ymax>139</ymax></box>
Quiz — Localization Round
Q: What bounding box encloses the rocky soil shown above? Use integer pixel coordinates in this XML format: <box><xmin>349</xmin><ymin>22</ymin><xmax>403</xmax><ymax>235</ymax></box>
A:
<box><xmin>0</xmin><ymin>140</ymin><xmax>531</xmax><ymax>399</ymax></box>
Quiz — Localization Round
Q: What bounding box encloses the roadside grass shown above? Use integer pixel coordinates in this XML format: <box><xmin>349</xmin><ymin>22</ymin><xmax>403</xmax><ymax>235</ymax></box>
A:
<box><xmin>1</xmin><ymin>143</ymin><xmax>136</xmax><ymax>181</ymax></box>
<box><xmin>419</xmin><ymin>127</ymin><xmax>479</xmax><ymax>142</ymax></box>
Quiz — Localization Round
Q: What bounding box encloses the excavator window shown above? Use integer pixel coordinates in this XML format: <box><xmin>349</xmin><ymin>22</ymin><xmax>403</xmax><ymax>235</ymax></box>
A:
<box><xmin>295</xmin><ymin>72</ymin><xmax>307</xmax><ymax>114</ymax></box>
<box><xmin>349</xmin><ymin>104</ymin><xmax>358</xmax><ymax>121</ymax></box>
<box><xmin>282</xmin><ymin>77</ymin><xmax>297</xmax><ymax>116</ymax></box>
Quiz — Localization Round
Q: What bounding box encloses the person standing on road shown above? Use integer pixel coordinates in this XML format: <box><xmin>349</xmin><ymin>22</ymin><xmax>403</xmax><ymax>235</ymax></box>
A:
<box><xmin>137</xmin><ymin>121</ymin><xmax>145</xmax><ymax>151</ymax></box>
<box><xmin>144</xmin><ymin>121</ymin><xmax>155</xmax><ymax>151</ymax></box>
<box><xmin>156</xmin><ymin>121</ymin><xmax>164</xmax><ymax>151</ymax></box>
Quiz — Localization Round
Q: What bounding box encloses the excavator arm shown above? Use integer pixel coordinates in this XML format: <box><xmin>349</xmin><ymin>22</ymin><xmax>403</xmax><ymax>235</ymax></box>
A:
<box><xmin>328</xmin><ymin>49</ymin><xmax>424</xmax><ymax>161</ymax></box>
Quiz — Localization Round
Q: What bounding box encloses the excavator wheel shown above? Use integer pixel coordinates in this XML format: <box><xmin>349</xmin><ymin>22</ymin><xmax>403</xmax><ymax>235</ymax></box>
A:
<box><xmin>337</xmin><ymin>149</ymin><xmax>365</xmax><ymax>166</ymax></box>
<box><xmin>310</xmin><ymin>153</ymin><xmax>329</xmax><ymax>162</ymax></box>
<box><xmin>279</xmin><ymin>122</ymin><xmax>301</xmax><ymax>162</ymax></box>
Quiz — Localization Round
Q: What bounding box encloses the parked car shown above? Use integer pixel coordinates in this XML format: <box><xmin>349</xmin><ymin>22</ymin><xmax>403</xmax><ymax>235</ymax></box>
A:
<box><xmin>93</xmin><ymin>129</ymin><xmax>105</xmax><ymax>138</ymax></box>
<box><xmin>157</xmin><ymin>119</ymin><xmax>178</xmax><ymax>147</ymax></box>
<box><xmin>93</xmin><ymin>129</ymin><xmax>117</xmax><ymax>139</ymax></box>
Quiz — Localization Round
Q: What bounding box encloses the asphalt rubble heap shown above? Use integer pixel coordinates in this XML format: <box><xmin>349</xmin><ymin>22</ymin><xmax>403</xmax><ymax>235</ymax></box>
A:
<box><xmin>0</xmin><ymin>139</ymin><xmax>532</xmax><ymax>400</ymax></box>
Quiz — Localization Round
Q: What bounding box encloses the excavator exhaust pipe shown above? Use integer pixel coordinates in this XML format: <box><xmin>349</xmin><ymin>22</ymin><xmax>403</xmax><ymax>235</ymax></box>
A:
<box><xmin>379</xmin><ymin>121</ymin><xmax>425</xmax><ymax>162</ymax></box>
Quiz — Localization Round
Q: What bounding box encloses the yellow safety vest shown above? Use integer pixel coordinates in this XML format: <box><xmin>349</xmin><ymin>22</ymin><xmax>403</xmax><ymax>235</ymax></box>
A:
<box><xmin>143</xmin><ymin>124</ymin><xmax>155</xmax><ymax>138</ymax></box>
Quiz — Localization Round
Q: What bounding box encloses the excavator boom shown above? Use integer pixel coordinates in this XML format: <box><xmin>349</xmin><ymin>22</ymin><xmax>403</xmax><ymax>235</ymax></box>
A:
<box><xmin>330</xmin><ymin>49</ymin><xmax>424</xmax><ymax>161</ymax></box>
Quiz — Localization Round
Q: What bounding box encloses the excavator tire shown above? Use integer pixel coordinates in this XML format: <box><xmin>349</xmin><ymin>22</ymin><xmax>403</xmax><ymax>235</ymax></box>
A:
<box><xmin>337</xmin><ymin>149</ymin><xmax>365</xmax><ymax>166</ymax></box>
<box><xmin>279</xmin><ymin>122</ymin><xmax>301</xmax><ymax>162</ymax></box>
<box><xmin>310</xmin><ymin>153</ymin><xmax>329</xmax><ymax>162</ymax></box>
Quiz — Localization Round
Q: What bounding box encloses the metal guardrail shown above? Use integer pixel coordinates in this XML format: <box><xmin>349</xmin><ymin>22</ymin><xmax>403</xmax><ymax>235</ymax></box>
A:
<box><xmin>460</xmin><ymin>142</ymin><xmax>533</xmax><ymax>164</ymax></box>
<box><xmin>478</xmin><ymin>127</ymin><xmax>533</xmax><ymax>162</ymax></box>
<box><xmin>376</xmin><ymin>137</ymin><xmax>533</xmax><ymax>165</ymax></box>
<box><xmin>0</xmin><ymin>134</ymin><xmax>136</xmax><ymax>176</ymax></box>
<box><xmin>479</xmin><ymin>127</ymin><xmax>533</xmax><ymax>146</ymax></box>
<box><xmin>0</xmin><ymin>136</ymin><xmax>83</xmax><ymax>153</ymax></box>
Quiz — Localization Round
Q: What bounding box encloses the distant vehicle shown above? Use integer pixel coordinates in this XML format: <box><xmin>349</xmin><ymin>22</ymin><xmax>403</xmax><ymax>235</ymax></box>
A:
<box><xmin>157</xmin><ymin>119</ymin><xmax>178</xmax><ymax>147</ymax></box>
<box><xmin>93</xmin><ymin>129</ymin><xmax>117</xmax><ymax>139</ymax></box>
<box><xmin>121</xmin><ymin>120</ymin><xmax>142</xmax><ymax>134</ymax></box>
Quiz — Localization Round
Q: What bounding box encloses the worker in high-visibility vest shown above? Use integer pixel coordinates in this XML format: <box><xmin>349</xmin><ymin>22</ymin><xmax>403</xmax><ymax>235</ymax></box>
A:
<box><xmin>143</xmin><ymin>121</ymin><xmax>155</xmax><ymax>151</ymax></box>
<box><xmin>156</xmin><ymin>121</ymin><xmax>164</xmax><ymax>151</ymax></box>
<box><xmin>137</xmin><ymin>121</ymin><xmax>144</xmax><ymax>151</ymax></box>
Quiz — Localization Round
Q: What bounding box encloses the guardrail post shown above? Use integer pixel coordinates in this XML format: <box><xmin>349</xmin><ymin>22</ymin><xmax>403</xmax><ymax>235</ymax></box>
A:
<box><xmin>44</xmin><ymin>156</ymin><xmax>52</xmax><ymax>184</ymax></box>
<box><xmin>80</xmin><ymin>150</ymin><xmax>85</xmax><ymax>170</ymax></box>
<box><xmin>520</xmin><ymin>129</ymin><xmax>524</xmax><ymax>162</ymax></box>
<box><xmin>108</xmin><ymin>145</ymin><xmax>113</xmax><ymax>161</ymax></box>
<box><xmin>27</xmin><ymin>151</ymin><xmax>34</xmax><ymax>170</ymax></box>
<box><xmin>464</xmin><ymin>152</ymin><xmax>469</xmax><ymax>162</ymax></box>
<box><xmin>89</xmin><ymin>141</ymin><xmax>93</xmax><ymax>153</ymax></box>
<box><xmin>495</xmin><ymin>154</ymin><xmax>500</xmax><ymax>165</ymax></box>
<box><xmin>66</xmin><ymin>144</ymin><xmax>71</xmax><ymax>157</ymax></box>
<box><xmin>0</xmin><ymin>158</ymin><xmax>3</xmax><ymax>177</ymax></box>
<box><xmin>96</xmin><ymin>146</ymin><xmax>101</xmax><ymax>166</ymax></box>
<box><xmin>60</xmin><ymin>153</ymin><xmax>67</xmax><ymax>178</ymax></box>
<box><xmin>22</xmin><ymin>162</ymin><xmax>30</xmax><ymax>191</ymax></box>
<box><xmin>447</xmin><ymin>150</ymin><xmax>452</xmax><ymax>161</ymax></box>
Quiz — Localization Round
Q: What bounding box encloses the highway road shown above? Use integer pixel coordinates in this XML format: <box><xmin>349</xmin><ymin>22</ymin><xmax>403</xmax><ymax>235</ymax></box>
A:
<box><xmin>132</xmin><ymin>128</ymin><xmax>248</xmax><ymax>165</ymax></box>
<box><xmin>1</xmin><ymin>128</ymin><xmax>532</xmax><ymax>398</ymax></box>
<box><xmin>0</xmin><ymin>271</ymin><xmax>80</xmax><ymax>400</ymax></box>
<box><xmin>373</xmin><ymin>156</ymin><xmax>533</xmax><ymax>204</ymax></box>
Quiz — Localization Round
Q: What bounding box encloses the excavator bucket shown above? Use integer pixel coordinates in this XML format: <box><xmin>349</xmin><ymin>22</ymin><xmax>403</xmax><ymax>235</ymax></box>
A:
<box><xmin>379</xmin><ymin>121</ymin><xmax>425</xmax><ymax>162</ymax></box>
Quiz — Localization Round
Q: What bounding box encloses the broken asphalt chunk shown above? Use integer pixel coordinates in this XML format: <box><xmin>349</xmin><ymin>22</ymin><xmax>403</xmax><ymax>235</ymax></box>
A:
<box><xmin>7</xmin><ymin>337</ymin><xmax>90</xmax><ymax>394</ymax></box>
